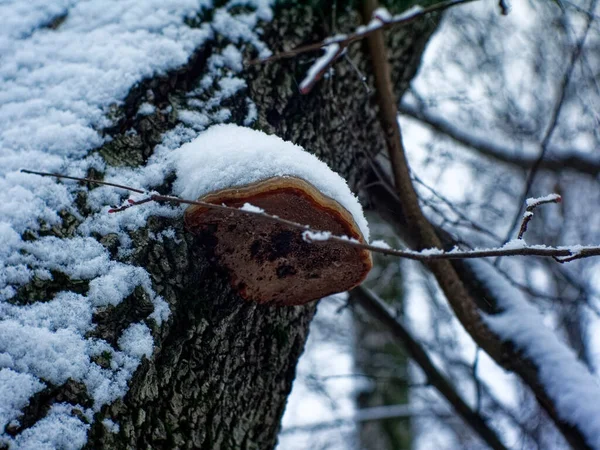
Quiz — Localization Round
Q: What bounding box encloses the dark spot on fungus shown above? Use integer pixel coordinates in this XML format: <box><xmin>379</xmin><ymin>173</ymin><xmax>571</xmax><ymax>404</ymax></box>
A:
<box><xmin>196</xmin><ymin>228</ymin><xmax>219</xmax><ymax>250</ymax></box>
<box><xmin>250</xmin><ymin>240</ymin><xmax>262</xmax><ymax>258</ymax></box>
<box><xmin>276</xmin><ymin>264</ymin><xmax>297</xmax><ymax>279</ymax></box>
<box><xmin>270</xmin><ymin>230</ymin><xmax>295</xmax><ymax>260</ymax></box>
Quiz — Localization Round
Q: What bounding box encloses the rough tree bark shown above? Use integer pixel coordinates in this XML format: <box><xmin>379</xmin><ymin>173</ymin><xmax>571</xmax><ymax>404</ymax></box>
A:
<box><xmin>5</xmin><ymin>3</ymin><xmax>438</xmax><ymax>450</ymax></box>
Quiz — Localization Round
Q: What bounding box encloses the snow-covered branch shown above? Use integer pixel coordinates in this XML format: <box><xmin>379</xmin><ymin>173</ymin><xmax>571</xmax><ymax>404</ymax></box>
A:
<box><xmin>517</xmin><ymin>194</ymin><xmax>562</xmax><ymax>239</ymax></box>
<box><xmin>298</xmin><ymin>44</ymin><xmax>344</xmax><ymax>94</ymax></box>
<box><xmin>23</xmin><ymin>170</ymin><xmax>600</xmax><ymax>264</ymax></box>
<box><xmin>249</xmin><ymin>0</ymin><xmax>479</xmax><ymax>93</ymax></box>
<box><xmin>473</xmin><ymin>261</ymin><xmax>600</xmax><ymax>449</ymax></box>
<box><xmin>312</xmin><ymin>234</ymin><xmax>600</xmax><ymax>263</ymax></box>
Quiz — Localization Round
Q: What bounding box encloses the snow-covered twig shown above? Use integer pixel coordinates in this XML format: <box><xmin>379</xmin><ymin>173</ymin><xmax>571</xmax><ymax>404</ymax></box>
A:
<box><xmin>248</xmin><ymin>0</ymin><xmax>478</xmax><ymax>66</ymax></box>
<box><xmin>517</xmin><ymin>193</ymin><xmax>562</xmax><ymax>239</ymax></box>
<box><xmin>22</xmin><ymin>170</ymin><xmax>600</xmax><ymax>264</ymax></box>
<box><xmin>299</xmin><ymin>44</ymin><xmax>344</xmax><ymax>94</ymax></box>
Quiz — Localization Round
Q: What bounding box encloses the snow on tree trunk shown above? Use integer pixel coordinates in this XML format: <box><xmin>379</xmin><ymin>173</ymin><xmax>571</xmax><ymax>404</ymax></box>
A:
<box><xmin>0</xmin><ymin>1</ymin><xmax>437</xmax><ymax>449</ymax></box>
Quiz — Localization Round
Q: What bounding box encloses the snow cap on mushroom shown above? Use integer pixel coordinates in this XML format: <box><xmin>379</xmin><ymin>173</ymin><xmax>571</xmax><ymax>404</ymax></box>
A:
<box><xmin>172</xmin><ymin>124</ymin><xmax>372</xmax><ymax>306</ymax></box>
<box><xmin>172</xmin><ymin>124</ymin><xmax>369</xmax><ymax>240</ymax></box>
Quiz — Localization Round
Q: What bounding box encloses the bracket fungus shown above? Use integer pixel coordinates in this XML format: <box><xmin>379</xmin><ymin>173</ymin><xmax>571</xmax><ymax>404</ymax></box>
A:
<box><xmin>172</xmin><ymin>124</ymin><xmax>372</xmax><ymax>305</ymax></box>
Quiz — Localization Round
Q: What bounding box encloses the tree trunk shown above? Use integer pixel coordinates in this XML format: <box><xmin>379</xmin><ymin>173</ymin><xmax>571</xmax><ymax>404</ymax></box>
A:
<box><xmin>9</xmin><ymin>4</ymin><xmax>438</xmax><ymax>449</ymax></box>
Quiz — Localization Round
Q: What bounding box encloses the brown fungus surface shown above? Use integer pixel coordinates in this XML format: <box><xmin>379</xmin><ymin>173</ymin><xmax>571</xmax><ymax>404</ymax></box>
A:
<box><xmin>184</xmin><ymin>176</ymin><xmax>372</xmax><ymax>305</ymax></box>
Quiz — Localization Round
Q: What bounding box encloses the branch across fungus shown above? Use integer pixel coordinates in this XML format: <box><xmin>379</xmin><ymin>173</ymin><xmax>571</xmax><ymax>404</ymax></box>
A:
<box><xmin>21</xmin><ymin>169</ymin><xmax>600</xmax><ymax>264</ymax></box>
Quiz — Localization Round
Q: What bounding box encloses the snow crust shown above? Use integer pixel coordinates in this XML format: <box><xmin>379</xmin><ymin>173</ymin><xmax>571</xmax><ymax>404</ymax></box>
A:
<box><xmin>0</xmin><ymin>0</ymin><xmax>275</xmax><ymax>447</ymax></box>
<box><xmin>473</xmin><ymin>261</ymin><xmax>600</xmax><ymax>449</ymax></box>
<box><xmin>172</xmin><ymin>124</ymin><xmax>370</xmax><ymax>240</ymax></box>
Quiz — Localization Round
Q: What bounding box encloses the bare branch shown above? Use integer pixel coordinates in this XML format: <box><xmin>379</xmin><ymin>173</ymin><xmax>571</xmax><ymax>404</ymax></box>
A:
<box><xmin>397</xmin><ymin>103</ymin><xmax>600</xmax><ymax>177</ymax></box>
<box><xmin>281</xmin><ymin>403</ymin><xmax>449</xmax><ymax>434</ymax></box>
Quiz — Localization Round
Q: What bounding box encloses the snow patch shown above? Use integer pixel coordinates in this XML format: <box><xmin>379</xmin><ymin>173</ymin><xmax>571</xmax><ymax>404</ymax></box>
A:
<box><xmin>303</xmin><ymin>230</ymin><xmax>332</xmax><ymax>242</ymax></box>
<box><xmin>138</xmin><ymin>102</ymin><xmax>156</xmax><ymax>116</ymax></box>
<box><xmin>502</xmin><ymin>239</ymin><xmax>528</xmax><ymax>250</ymax></box>
<box><xmin>240</xmin><ymin>203</ymin><xmax>265</xmax><ymax>213</ymax></box>
<box><xmin>102</xmin><ymin>418</ymin><xmax>120</xmax><ymax>434</ymax></box>
<box><xmin>9</xmin><ymin>403</ymin><xmax>90</xmax><ymax>450</ymax></box>
<box><xmin>419</xmin><ymin>247</ymin><xmax>444</xmax><ymax>256</ymax></box>
<box><xmin>119</xmin><ymin>322</ymin><xmax>154</xmax><ymax>359</ymax></box>
<box><xmin>0</xmin><ymin>369</ymin><xmax>45</xmax><ymax>434</ymax></box>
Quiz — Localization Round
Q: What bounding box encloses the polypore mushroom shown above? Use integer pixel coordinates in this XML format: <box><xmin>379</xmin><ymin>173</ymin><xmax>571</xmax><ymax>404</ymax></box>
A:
<box><xmin>172</xmin><ymin>124</ymin><xmax>372</xmax><ymax>306</ymax></box>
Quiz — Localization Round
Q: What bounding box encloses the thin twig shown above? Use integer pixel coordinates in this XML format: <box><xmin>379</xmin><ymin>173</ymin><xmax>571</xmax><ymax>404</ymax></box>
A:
<box><xmin>280</xmin><ymin>403</ymin><xmax>450</xmax><ymax>434</ymax></box>
<box><xmin>413</xmin><ymin>174</ymin><xmax>504</xmax><ymax>242</ymax></box>
<box><xmin>397</xmin><ymin>102</ymin><xmax>600</xmax><ymax>178</ymax></box>
<box><xmin>21</xmin><ymin>169</ymin><xmax>145</xmax><ymax>193</ymax></box>
<box><xmin>517</xmin><ymin>194</ymin><xmax>562</xmax><ymax>239</ymax></box>
<box><xmin>343</xmin><ymin>53</ymin><xmax>370</xmax><ymax>94</ymax></box>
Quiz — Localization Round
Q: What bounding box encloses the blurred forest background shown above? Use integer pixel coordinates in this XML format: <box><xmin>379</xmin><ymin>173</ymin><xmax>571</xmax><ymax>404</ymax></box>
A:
<box><xmin>280</xmin><ymin>0</ymin><xmax>600</xmax><ymax>448</ymax></box>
